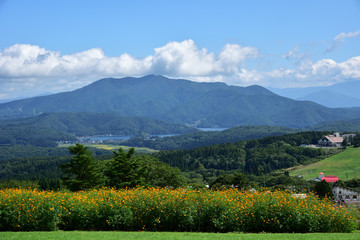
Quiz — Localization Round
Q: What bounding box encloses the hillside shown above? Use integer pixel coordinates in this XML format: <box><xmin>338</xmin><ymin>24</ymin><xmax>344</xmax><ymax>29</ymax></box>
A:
<box><xmin>122</xmin><ymin>125</ymin><xmax>299</xmax><ymax>150</ymax></box>
<box><xmin>289</xmin><ymin>147</ymin><xmax>360</xmax><ymax>180</ymax></box>
<box><xmin>2</xmin><ymin>75</ymin><xmax>360</xmax><ymax>128</ymax></box>
<box><xmin>0</xmin><ymin>112</ymin><xmax>196</xmax><ymax>147</ymax></box>
<box><xmin>155</xmin><ymin>132</ymin><xmax>329</xmax><ymax>176</ymax></box>
<box><xmin>307</xmin><ymin>118</ymin><xmax>360</xmax><ymax>132</ymax></box>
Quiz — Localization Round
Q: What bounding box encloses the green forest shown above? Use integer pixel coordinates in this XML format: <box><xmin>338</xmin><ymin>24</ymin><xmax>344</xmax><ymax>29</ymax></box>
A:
<box><xmin>2</xmin><ymin>131</ymin><xmax>360</xmax><ymax>192</ymax></box>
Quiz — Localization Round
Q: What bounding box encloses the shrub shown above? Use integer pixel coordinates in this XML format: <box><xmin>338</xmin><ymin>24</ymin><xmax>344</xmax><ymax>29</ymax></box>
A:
<box><xmin>0</xmin><ymin>187</ymin><xmax>357</xmax><ymax>232</ymax></box>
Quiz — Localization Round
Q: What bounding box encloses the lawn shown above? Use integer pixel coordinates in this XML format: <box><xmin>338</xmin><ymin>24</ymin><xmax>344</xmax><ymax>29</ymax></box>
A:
<box><xmin>290</xmin><ymin>147</ymin><xmax>360</xmax><ymax>180</ymax></box>
<box><xmin>0</xmin><ymin>231</ymin><xmax>359</xmax><ymax>240</ymax></box>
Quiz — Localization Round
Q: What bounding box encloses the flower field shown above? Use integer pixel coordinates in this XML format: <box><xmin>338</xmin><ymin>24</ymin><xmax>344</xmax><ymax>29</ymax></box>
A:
<box><xmin>0</xmin><ymin>187</ymin><xmax>358</xmax><ymax>232</ymax></box>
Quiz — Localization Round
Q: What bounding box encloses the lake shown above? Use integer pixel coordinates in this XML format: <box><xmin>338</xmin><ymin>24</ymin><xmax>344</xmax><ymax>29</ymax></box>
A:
<box><xmin>79</xmin><ymin>128</ymin><xmax>228</xmax><ymax>142</ymax></box>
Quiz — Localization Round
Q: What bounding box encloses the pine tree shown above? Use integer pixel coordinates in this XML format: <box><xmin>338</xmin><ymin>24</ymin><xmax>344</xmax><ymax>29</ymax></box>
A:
<box><xmin>60</xmin><ymin>144</ymin><xmax>103</xmax><ymax>191</ymax></box>
<box><xmin>105</xmin><ymin>148</ymin><xmax>145</xmax><ymax>189</ymax></box>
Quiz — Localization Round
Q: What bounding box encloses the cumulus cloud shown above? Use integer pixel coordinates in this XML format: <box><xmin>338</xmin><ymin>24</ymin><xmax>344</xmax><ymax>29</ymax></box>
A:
<box><xmin>0</xmin><ymin>39</ymin><xmax>360</xmax><ymax>100</ymax></box>
<box><xmin>0</xmin><ymin>40</ymin><xmax>261</xmax><ymax>99</ymax></box>
<box><xmin>264</xmin><ymin>57</ymin><xmax>360</xmax><ymax>87</ymax></box>
<box><xmin>325</xmin><ymin>30</ymin><xmax>360</xmax><ymax>53</ymax></box>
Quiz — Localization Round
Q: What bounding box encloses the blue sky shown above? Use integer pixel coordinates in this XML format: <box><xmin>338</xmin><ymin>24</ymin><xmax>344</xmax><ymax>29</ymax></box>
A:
<box><xmin>1</xmin><ymin>0</ymin><xmax>360</xmax><ymax>100</ymax></box>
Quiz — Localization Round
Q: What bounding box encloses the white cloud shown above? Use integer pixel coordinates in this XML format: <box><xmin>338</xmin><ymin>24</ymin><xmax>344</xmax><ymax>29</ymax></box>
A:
<box><xmin>325</xmin><ymin>30</ymin><xmax>360</xmax><ymax>52</ymax></box>
<box><xmin>282</xmin><ymin>46</ymin><xmax>299</xmax><ymax>60</ymax></box>
<box><xmin>0</xmin><ymin>40</ymin><xmax>360</xmax><ymax>100</ymax></box>
<box><xmin>264</xmin><ymin>57</ymin><xmax>360</xmax><ymax>87</ymax></box>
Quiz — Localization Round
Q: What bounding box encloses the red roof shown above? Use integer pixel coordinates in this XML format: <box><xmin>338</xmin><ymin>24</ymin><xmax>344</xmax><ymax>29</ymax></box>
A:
<box><xmin>321</xmin><ymin>175</ymin><xmax>339</xmax><ymax>182</ymax></box>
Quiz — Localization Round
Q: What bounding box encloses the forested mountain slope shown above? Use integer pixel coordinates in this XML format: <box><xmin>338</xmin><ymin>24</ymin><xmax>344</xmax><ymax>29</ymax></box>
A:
<box><xmin>122</xmin><ymin>125</ymin><xmax>299</xmax><ymax>150</ymax></box>
<box><xmin>0</xmin><ymin>112</ymin><xmax>196</xmax><ymax>146</ymax></box>
<box><xmin>1</xmin><ymin>75</ymin><xmax>360</xmax><ymax>128</ymax></box>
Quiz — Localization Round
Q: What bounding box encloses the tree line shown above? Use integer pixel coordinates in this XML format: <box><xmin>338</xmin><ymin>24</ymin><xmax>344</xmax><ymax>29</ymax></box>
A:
<box><xmin>60</xmin><ymin>144</ymin><xmax>185</xmax><ymax>191</ymax></box>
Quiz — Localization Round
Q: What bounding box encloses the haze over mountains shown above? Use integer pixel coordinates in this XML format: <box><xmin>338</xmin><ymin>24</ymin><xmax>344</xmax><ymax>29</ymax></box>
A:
<box><xmin>1</xmin><ymin>75</ymin><xmax>360</xmax><ymax>129</ymax></box>
<box><xmin>270</xmin><ymin>80</ymin><xmax>360</xmax><ymax>108</ymax></box>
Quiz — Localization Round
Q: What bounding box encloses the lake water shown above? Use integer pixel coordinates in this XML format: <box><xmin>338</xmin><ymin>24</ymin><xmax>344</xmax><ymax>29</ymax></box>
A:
<box><xmin>198</xmin><ymin>128</ymin><xmax>228</xmax><ymax>132</ymax></box>
<box><xmin>79</xmin><ymin>128</ymin><xmax>228</xmax><ymax>142</ymax></box>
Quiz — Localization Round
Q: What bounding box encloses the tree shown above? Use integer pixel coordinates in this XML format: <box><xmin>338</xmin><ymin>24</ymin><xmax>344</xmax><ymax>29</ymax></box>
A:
<box><xmin>60</xmin><ymin>144</ymin><xmax>103</xmax><ymax>191</ymax></box>
<box><xmin>342</xmin><ymin>138</ymin><xmax>348</xmax><ymax>149</ymax></box>
<box><xmin>352</xmin><ymin>134</ymin><xmax>360</xmax><ymax>147</ymax></box>
<box><xmin>105</xmin><ymin>148</ymin><xmax>145</xmax><ymax>188</ymax></box>
<box><xmin>141</xmin><ymin>155</ymin><xmax>186</xmax><ymax>188</ymax></box>
<box><xmin>210</xmin><ymin>173</ymin><xmax>249</xmax><ymax>189</ymax></box>
<box><xmin>314</xmin><ymin>180</ymin><xmax>334</xmax><ymax>199</ymax></box>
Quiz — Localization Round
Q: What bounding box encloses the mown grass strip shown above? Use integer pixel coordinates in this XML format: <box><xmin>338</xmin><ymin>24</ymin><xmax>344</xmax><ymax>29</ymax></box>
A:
<box><xmin>0</xmin><ymin>231</ymin><xmax>359</xmax><ymax>240</ymax></box>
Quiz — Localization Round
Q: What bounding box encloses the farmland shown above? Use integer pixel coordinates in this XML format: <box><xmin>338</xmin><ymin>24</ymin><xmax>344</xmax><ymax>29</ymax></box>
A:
<box><xmin>290</xmin><ymin>147</ymin><xmax>360</xmax><ymax>180</ymax></box>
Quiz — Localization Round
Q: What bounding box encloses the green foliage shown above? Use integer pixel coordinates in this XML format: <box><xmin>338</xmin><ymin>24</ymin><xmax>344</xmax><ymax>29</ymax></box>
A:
<box><xmin>105</xmin><ymin>148</ymin><xmax>145</xmax><ymax>188</ymax></box>
<box><xmin>156</xmin><ymin>132</ymin><xmax>328</xmax><ymax>177</ymax></box>
<box><xmin>315</xmin><ymin>180</ymin><xmax>334</xmax><ymax>199</ymax></box>
<box><xmin>60</xmin><ymin>144</ymin><xmax>103</xmax><ymax>191</ymax></box>
<box><xmin>308</xmin><ymin>118</ymin><xmax>360</xmax><ymax>132</ymax></box>
<box><xmin>140</xmin><ymin>156</ymin><xmax>186</xmax><ymax>188</ymax></box>
<box><xmin>122</xmin><ymin>125</ymin><xmax>299</xmax><ymax>150</ymax></box>
<box><xmin>0</xmin><ymin>188</ymin><xmax>357</xmax><ymax>232</ymax></box>
<box><xmin>352</xmin><ymin>134</ymin><xmax>360</xmax><ymax>147</ymax></box>
<box><xmin>210</xmin><ymin>173</ymin><xmax>250</xmax><ymax>189</ymax></box>
<box><xmin>0</xmin><ymin>145</ymin><xmax>71</xmax><ymax>162</ymax></box>
<box><xmin>0</xmin><ymin>112</ymin><xmax>196</xmax><ymax>147</ymax></box>
<box><xmin>105</xmin><ymin>148</ymin><xmax>186</xmax><ymax>189</ymax></box>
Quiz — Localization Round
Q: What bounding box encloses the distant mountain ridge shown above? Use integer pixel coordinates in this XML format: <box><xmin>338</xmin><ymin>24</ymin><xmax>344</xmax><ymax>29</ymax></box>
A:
<box><xmin>1</xmin><ymin>75</ymin><xmax>360</xmax><ymax>128</ymax></box>
<box><xmin>270</xmin><ymin>80</ymin><xmax>360</xmax><ymax>108</ymax></box>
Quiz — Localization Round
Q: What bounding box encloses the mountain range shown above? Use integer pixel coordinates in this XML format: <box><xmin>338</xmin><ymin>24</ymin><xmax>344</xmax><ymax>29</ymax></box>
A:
<box><xmin>1</xmin><ymin>75</ymin><xmax>360</xmax><ymax>129</ymax></box>
<box><xmin>270</xmin><ymin>80</ymin><xmax>360</xmax><ymax>108</ymax></box>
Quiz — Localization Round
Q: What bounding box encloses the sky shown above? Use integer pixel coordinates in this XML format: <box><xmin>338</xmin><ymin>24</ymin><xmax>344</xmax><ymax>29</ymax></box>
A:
<box><xmin>1</xmin><ymin>0</ymin><xmax>360</xmax><ymax>101</ymax></box>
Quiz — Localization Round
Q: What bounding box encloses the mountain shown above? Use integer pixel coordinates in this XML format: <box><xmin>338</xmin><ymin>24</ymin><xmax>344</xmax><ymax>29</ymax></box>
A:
<box><xmin>270</xmin><ymin>80</ymin><xmax>360</xmax><ymax>108</ymax></box>
<box><xmin>1</xmin><ymin>75</ymin><xmax>360</xmax><ymax>128</ymax></box>
<box><xmin>0</xmin><ymin>112</ymin><xmax>197</xmax><ymax>147</ymax></box>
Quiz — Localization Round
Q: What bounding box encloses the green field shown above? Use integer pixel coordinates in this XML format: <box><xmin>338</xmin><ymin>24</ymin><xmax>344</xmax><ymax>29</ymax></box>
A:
<box><xmin>0</xmin><ymin>232</ymin><xmax>359</xmax><ymax>240</ymax></box>
<box><xmin>58</xmin><ymin>143</ymin><xmax>158</xmax><ymax>154</ymax></box>
<box><xmin>290</xmin><ymin>147</ymin><xmax>360</xmax><ymax>180</ymax></box>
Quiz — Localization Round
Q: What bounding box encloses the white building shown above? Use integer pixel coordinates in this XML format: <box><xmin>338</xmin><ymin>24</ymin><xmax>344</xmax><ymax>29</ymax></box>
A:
<box><xmin>332</xmin><ymin>186</ymin><xmax>360</xmax><ymax>203</ymax></box>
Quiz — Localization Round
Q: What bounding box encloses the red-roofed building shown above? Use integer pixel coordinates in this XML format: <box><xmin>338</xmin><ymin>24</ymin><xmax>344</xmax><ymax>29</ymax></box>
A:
<box><xmin>321</xmin><ymin>175</ymin><xmax>339</xmax><ymax>182</ymax></box>
<box><xmin>312</xmin><ymin>172</ymin><xmax>339</xmax><ymax>183</ymax></box>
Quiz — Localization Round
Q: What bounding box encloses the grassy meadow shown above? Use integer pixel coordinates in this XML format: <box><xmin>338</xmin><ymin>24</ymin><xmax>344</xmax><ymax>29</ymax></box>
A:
<box><xmin>290</xmin><ymin>147</ymin><xmax>360</xmax><ymax>180</ymax></box>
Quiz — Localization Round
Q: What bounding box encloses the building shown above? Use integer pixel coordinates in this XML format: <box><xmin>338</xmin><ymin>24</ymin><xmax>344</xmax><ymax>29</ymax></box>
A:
<box><xmin>312</xmin><ymin>172</ymin><xmax>339</xmax><ymax>183</ymax></box>
<box><xmin>318</xmin><ymin>133</ymin><xmax>344</xmax><ymax>147</ymax></box>
<box><xmin>333</xmin><ymin>186</ymin><xmax>360</xmax><ymax>203</ymax></box>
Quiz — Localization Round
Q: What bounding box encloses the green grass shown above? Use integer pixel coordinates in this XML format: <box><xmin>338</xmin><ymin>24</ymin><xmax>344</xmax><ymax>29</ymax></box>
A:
<box><xmin>0</xmin><ymin>231</ymin><xmax>359</xmax><ymax>240</ymax></box>
<box><xmin>290</xmin><ymin>147</ymin><xmax>360</xmax><ymax>180</ymax></box>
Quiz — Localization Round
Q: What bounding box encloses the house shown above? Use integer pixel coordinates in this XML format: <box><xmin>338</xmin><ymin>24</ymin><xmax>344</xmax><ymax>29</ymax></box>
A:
<box><xmin>318</xmin><ymin>133</ymin><xmax>344</xmax><ymax>147</ymax></box>
<box><xmin>332</xmin><ymin>186</ymin><xmax>360</xmax><ymax>203</ymax></box>
<box><xmin>321</xmin><ymin>175</ymin><xmax>339</xmax><ymax>182</ymax></box>
<box><xmin>313</xmin><ymin>172</ymin><xmax>339</xmax><ymax>183</ymax></box>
